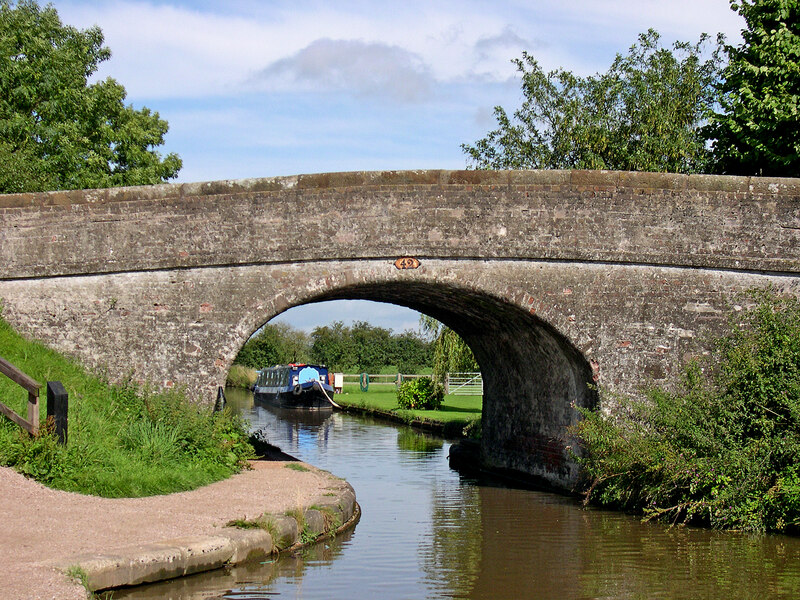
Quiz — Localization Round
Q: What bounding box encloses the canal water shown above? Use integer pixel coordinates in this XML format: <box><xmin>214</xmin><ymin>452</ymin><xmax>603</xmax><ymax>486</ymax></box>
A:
<box><xmin>116</xmin><ymin>387</ymin><xmax>800</xmax><ymax>599</ymax></box>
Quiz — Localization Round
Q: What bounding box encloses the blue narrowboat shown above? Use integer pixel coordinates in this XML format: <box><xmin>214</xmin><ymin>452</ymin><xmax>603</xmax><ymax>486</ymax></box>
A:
<box><xmin>253</xmin><ymin>363</ymin><xmax>336</xmax><ymax>410</ymax></box>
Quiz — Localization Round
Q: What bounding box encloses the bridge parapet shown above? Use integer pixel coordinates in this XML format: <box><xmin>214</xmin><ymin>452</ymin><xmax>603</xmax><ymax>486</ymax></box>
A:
<box><xmin>1</xmin><ymin>169</ymin><xmax>798</xmax><ymax>280</ymax></box>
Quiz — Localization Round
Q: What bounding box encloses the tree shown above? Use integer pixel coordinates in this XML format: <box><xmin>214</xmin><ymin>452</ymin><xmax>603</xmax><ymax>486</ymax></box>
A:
<box><xmin>463</xmin><ymin>29</ymin><xmax>723</xmax><ymax>174</ymax></box>
<box><xmin>310</xmin><ymin>321</ymin><xmax>357</xmax><ymax>372</ymax></box>
<box><xmin>308</xmin><ymin>320</ymin><xmax>432</xmax><ymax>373</ymax></box>
<box><xmin>390</xmin><ymin>330</ymin><xmax>434</xmax><ymax>374</ymax></box>
<box><xmin>420</xmin><ymin>315</ymin><xmax>479</xmax><ymax>384</ymax></box>
<box><xmin>235</xmin><ymin>323</ymin><xmax>310</xmax><ymax>369</ymax></box>
<box><xmin>0</xmin><ymin>0</ymin><xmax>181</xmax><ymax>193</ymax></box>
<box><xmin>707</xmin><ymin>0</ymin><xmax>800</xmax><ymax>176</ymax></box>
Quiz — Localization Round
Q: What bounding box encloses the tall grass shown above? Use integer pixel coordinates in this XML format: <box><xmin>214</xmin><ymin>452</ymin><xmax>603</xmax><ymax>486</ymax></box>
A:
<box><xmin>0</xmin><ymin>315</ymin><xmax>254</xmax><ymax>497</ymax></box>
<box><xmin>226</xmin><ymin>364</ymin><xmax>257</xmax><ymax>389</ymax></box>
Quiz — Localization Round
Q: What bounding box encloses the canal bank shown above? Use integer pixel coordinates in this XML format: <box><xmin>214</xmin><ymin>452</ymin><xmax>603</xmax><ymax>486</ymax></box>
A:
<box><xmin>0</xmin><ymin>460</ymin><xmax>357</xmax><ymax>599</ymax></box>
<box><xmin>333</xmin><ymin>401</ymin><xmax>475</xmax><ymax>438</ymax></box>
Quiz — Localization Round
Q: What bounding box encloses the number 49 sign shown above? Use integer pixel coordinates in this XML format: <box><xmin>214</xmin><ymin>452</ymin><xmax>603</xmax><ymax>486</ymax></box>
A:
<box><xmin>394</xmin><ymin>257</ymin><xmax>421</xmax><ymax>270</ymax></box>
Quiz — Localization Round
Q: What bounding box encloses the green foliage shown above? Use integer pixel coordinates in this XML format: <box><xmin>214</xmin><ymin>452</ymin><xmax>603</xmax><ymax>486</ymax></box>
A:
<box><xmin>310</xmin><ymin>320</ymin><xmax>432</xmax><ymax>373</ymax></box>
<box><xmin>419</xmin><ymin>315</ymin><xmax>479</xmax><ymax>384</ymax></box>
<box><xmin>463</xmin><ymin>29</ymin><xmax>723</xmax><ymax>174</ymax></box>
<box><xmin>235</xmin><ymin>323</ymin><xmax>310</xmax><ymax>370</ymax></box>
<box><xmin>573</xmin><ymin>288</ymin><xmax>800</xmax><ymax>532</ymax></box>
<box><xmin>397</xmin><ymin>377</ymin><xmax>444</xmax><ymax>410</ymax></box>
<box><xmin>708</xmin><ymin>0</ymin><xmax>800</xmax><ymax>176</ymax></box>
<box><xmin>236</xmin><ymin>320</ymin><xmax>432</xmax><ymax>374</ymax></box>
<box><xmin>0</xmin><ymin>0</ymin><xmax>181</xmax><ymax>193</ymax></box>
<box><xmin>226</xmin><ymin>364</ymin><xmax>257</xmax><ymax>389</ymax></box>
<box><xmin>0</xmin><ymin>314</ymin><xmax>254</xmax><ymax>497</ymax></box>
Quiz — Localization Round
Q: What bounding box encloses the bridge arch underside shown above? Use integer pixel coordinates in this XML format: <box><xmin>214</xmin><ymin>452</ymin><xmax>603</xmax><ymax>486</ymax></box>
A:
<box><xmin>303</xmin><ymin>280</ymin><xmax>597</xmax><ymax>489</ymax></box>
<box><xmin>1</xmin><ymin>258</ymin><xmax>796</xmax><ymax>489</ymax></box>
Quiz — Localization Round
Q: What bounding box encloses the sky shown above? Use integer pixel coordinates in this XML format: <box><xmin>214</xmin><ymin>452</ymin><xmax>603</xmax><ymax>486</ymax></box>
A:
<box><xmin>52</xmin><ymin>0</ymin><xmax>745</xmax><ymax>334</ymax></box>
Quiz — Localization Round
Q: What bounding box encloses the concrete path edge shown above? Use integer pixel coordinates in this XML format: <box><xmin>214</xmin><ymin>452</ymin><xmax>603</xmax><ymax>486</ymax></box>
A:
<box><xmin>48</xmin><ymin>477</ymin><xmax>359</xmax><ymax>593</ymax></box>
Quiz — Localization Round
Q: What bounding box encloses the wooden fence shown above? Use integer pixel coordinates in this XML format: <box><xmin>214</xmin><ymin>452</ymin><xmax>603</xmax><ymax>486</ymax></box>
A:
<box><xmin>0</xmin><ymin>356</ymin><xmax>40</xmax><ymax>436</ymax></box>
<box><xmin>0</xmin><ymin>357</ymin><xmax>68</xmax><ymax>442</ymax></box>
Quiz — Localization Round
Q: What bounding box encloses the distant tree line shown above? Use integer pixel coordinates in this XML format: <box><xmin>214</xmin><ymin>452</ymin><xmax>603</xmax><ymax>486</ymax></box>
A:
<box><xmin>234</xmin><ymin>321</ymin><xmax>433</xmax><ymax>374</ymax></box>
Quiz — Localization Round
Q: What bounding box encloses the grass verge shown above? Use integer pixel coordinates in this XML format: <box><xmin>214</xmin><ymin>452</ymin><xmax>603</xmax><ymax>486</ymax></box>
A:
<box><xmin>0</xmin><ymin>315</ymin><xmax>254</xmax><ymax>497</ymax></box>
<box><xmin>334</xmin><ymin>384</ymin><xmax>481</xmax><ymax>437</ymax></box>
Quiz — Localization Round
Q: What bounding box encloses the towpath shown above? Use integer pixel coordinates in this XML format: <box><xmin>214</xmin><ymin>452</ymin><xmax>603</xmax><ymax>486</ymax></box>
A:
<box><xmin>0</xmin><ymin>461</ymin><xmax>353</xmax><ymax>599</ymax></box>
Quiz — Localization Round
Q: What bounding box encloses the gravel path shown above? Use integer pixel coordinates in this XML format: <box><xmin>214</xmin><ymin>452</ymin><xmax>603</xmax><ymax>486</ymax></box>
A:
<box><xmin>0</xmin><ymin>461</ymin><xmax>340</xmax><ymax>599</ymax></box>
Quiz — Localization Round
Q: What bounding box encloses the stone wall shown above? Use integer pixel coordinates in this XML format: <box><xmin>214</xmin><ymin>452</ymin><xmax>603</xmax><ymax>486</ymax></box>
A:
<box><xmin>1</xmin><ymin>169</ymin><xmax>798</xmax><ymax>489</ymax></box>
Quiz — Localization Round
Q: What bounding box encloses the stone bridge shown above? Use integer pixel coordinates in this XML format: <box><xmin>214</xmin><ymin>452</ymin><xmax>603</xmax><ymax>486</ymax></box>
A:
<box><xmin>1</xmin><ymin>169</ymin><xmax>798</xmax><ymax>490</ymax></box>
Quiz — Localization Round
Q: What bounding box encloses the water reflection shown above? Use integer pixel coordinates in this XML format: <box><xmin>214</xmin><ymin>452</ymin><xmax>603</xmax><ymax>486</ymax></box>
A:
<box><xmin>231</xmin><ymin>387</ymin><xmax>339</xmax><ymax>457</ymax></box>
<box><xmin>113</xmin><ymin>529</ymin><xmax>354</xmax><ymax>600</ymax></box>
<box><xmin>397</xmin><ymin>429</ymin><xmax>443</xmax><ymax>456</ymax></box>
<box><xmin>115</xmin><ymin>387</ymin><xmax>800</xmax><ymax>600</ymax></box>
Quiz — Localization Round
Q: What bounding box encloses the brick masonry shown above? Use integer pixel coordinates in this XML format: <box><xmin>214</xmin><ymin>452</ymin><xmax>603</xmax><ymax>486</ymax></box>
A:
<box><xmin>1</xmin><ymin>169</ymin><xmax>798</xmax><ymax>489</ymax></box>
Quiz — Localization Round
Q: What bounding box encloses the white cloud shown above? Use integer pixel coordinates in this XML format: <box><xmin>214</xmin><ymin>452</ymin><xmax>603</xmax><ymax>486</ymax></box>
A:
<box><xmin>54</xmin><ymin>0</ymin><xmax>742</xmax><ymax>101</ymax></box>
<box><xmin>253</xmin><ymin>39</ymin><xmax>435</xmax><ymax>103</ymax></box>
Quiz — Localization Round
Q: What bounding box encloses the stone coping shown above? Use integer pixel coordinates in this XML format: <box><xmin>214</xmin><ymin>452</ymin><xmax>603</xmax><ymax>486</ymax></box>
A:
<box><xmin>2</xmin><ymin>169</ymin><xmax>799</xmax><ymax>209</ymax></box>
<box><xmin>48</xmin><ymin>473</ymin><xmax>359</xmax><ymax>593</ymax></box>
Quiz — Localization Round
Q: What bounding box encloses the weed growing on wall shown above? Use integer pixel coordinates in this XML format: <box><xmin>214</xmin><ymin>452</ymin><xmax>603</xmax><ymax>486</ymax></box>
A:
<box><xmin>572</xmin><ymin>288</ymin><xmax>800</xmax><ymax>532</ymax></box>
<box><xmin>0</xmin><ymin>315</ymin><xmax>254</xmax><ymax>497</ymax></box>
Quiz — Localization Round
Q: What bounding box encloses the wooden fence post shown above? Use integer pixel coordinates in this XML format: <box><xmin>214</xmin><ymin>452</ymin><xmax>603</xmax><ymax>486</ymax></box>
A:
<box><xmin>46</xmin><ymin>381</ymin><xmax>68</xmax><ymax>445</ymax></box>
<box><xmin>27</xmin><ymin>390</ymin><xmax>39</xmax><ymax>437</ymax></box>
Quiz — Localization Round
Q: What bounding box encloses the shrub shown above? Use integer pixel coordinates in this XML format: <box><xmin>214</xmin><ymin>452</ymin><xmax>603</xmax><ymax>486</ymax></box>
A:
<box><xmin>397</xmin><ymin>377</ymin><xmax>444</xmax><ymax>410</ymax></box>
<box><xmin>572</xmin><ymin>288</ymin><xmax>800</xmax><ymax>533</ymax></box>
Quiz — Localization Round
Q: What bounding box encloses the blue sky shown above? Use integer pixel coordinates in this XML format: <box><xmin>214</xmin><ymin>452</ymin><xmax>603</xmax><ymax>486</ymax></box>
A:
<box><xmin>53</xmin><ymin>0</ymin><xmax>745</xmax><ymax>334</ymax></box>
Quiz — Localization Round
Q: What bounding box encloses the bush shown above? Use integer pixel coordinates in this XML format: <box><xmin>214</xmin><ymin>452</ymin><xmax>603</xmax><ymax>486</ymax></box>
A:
<box><xmin>572</xmin><ymin>288</ymin><xmax>800</xmax><ymax>532</ymax></box>
<box><xmin>397</xmin><ymin>377</ymin><xmax>444</xmax><ymax>410</ymax></box>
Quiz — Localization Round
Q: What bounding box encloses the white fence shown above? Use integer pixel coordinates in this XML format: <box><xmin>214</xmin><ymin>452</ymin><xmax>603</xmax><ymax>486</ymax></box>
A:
<box><xmin>444</xmin><ymin>372</ymin><xmax>483</xmax><ymax>396</ymax></box>
<box><xmin>341</xmin><ymin>373</ymin><xmax>427</xmax><ymax>386</ymax></box>
<box><xmin>339</xmin><ymin>372</ymin><xmax>483</xmax><ymax>396</ymax></box>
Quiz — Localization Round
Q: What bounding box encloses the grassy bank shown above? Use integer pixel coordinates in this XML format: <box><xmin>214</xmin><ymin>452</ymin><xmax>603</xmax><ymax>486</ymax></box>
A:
<box><xmin>0</xmin><ymin>316</ymin><xmax>254</xmax><ymax>497</ymax></box>
<box><xmin>334</xmin><ymin>383</ymin><xmax>481</xmax><ymax>437</ymax></box>
<box><xmin>226</xmin><ymin>364</ymin><xmax>257</xmax><ymax>389</ymax></box>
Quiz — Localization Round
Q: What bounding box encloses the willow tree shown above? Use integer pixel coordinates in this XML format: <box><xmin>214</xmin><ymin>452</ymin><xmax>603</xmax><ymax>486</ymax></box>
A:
<box><xmin>420</xmin><ymin>315</ymin><xmax>479</xmax><ymax>384</ymax></box>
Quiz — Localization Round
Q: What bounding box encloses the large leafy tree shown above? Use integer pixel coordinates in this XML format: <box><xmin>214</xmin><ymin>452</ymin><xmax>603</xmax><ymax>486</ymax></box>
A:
<box><xmin>463</xmin><ymin>30</ymin><xmax>723</xmax><ymax>174</ymax></box>
<box><xmin>235</xmin><ymin>323</ymin><xmax>311</xmax><ymax>369</ymax></box>
<box><xmin>0</xmin><ymin>0</ymin><xmax>181</xmax><ymax>193</ymax></box>
<box><xmin>708</xmin><ymin>0</ymin><xmax>800</xmax><ymax>176</ymax></box>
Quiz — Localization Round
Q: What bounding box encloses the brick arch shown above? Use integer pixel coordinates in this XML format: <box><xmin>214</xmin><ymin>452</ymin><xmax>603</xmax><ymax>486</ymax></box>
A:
<box><xmin>233</xmin><ymin>275</ymin><xmax>596</xmax><ymax>488</ymax></box>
